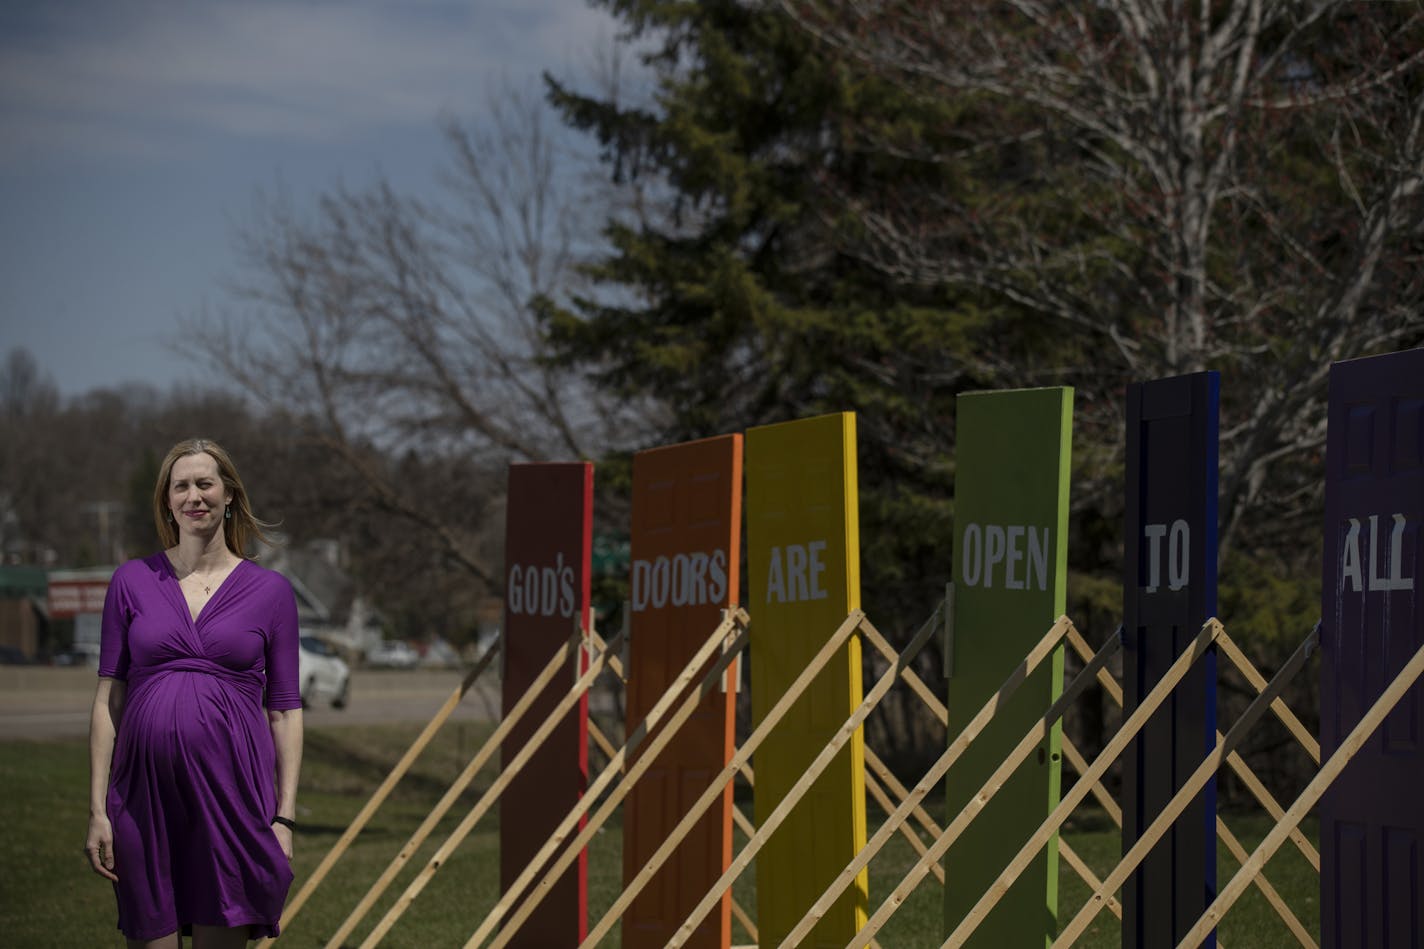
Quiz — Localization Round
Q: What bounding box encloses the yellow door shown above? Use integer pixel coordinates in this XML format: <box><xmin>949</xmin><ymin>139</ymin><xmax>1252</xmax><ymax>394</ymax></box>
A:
<box><xmin>746</xmin><ymin>412</ymin><xmax>868</xmax><ymax>948</ymax></box>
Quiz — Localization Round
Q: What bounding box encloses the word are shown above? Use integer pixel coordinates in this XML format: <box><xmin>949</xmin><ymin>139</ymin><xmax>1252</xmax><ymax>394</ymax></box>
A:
<box><xmin>631</xmin><ymin>550</ymin><xmax>730</xmax><ymax>611</ymax></box>
<box><xmin>507</xmin><ymin>554</ymin><xmax>577</xmax><ymax>617</ymax></box>
<box><xmin>765</xmin><ymin>541</ymin><xmax>831</xmax><ymax>603</ymax></box>
<box><xmin>961</xmin><ymin>523</ymin><xmax>1051</xmax><ymax>591</ymax></box>
<box><xmin>1143</xmin><ymin>520</ymin><xmax>1190</xmax><ymax>593</ymax></box>
<box><xmin>1341</xmin><ymin>513</ymin><xmax>1414</xmax><ymax>593</ymax></box>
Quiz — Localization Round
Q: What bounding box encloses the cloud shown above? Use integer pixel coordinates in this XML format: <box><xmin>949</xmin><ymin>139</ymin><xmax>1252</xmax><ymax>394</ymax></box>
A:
<box><xmin>0</xmin><ymin>0</ymin><xmax>616</xmax><ymax>165</ymax></box>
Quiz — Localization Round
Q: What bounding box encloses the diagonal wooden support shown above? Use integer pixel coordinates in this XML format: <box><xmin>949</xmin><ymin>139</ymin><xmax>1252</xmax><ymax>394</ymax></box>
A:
<box><xmin>585</xmin><ymin>662</ymin><xmax>762</xmax><ymax>940</ymax></box>
<box><xmin>1220</xmin><ymin>744</ymin><xmax>1319</xmax><ymax>871</ymax></box>
<box><xmin>846</xmin><ymin>618</ymin><xmax>1117</xmax><ymax>949</ymax></box>
<box><xmin>1211</xmin><ymin>626</ymin><xmax>1322</xmax><ymax>868</ymax></box>
<box><xmin>866</xmin><ymin>611</ymin><xmax>1112</xmax><ymax>912</ymax></box>
<box><xmin>588</xmin><ymin>634</ymin><xmax>762</xmax><ymax>840</ymax></box>
<box><xmin>1060</xmin><ymin>734</ymin><xmax>1123</xmax><ymax>823</ymax></box>
<box><xmin>783</xmin><ymin>615</ymin><xmax>1083</xmax><ymax>948</ymax></box>
<box><xmin>554</xmin><ymin>611</ymin><xmax>868</xmax><ymax>949</ymax></box>
<box><xmin>589</xmin><ymin>627</ymin><xmax>625</xmax><ymax>680</ymax></box>
<box><xmin>1066</xmin><ymin>623</ymin><xmax>1321</xmax><ymax>871</ymax></box>
<box><xmin>322</xmin><ymin>631</ymin><xmax>579</xmax><ymax>949</ymax></box>
<box><xmin>928</xmin><ymin>620</ymin><xmax>1222</xmax><ymax>949</ymax></box>
<box><xmin>1065</xmin><ymin>732</ymin><xmax>1303</xmax><ymax>947</ymax></box>
<box><xmin>863</xmin><ymin>766</ymin><xmax>947</xmax><ymax>885</ymax></box>
<box><xmin>472</xmin><ymin>609</ymin><xmax>755</xmax><ymax>949</ymax></box>
<box><xmin>862</xmin><ymin>607</ymin><xmax>984</xmax><ymax>885</ymax></box>
<box><xmin>731</xmin><ymin>791</ymin><xmax>756</xmax><ymax>838</ymax></box>
<box><xmin>866</xmin><ymin>608</ymin><xmax>1130</xmax><ymax>915</ymax></box>
<box><xmin>1058</xmin><ymin>838</ymin><xmax>1124</xmax><ymax>922</ymax></box>
<box><xmin>587</xmin><ymin>717</ymin><xmax>620</xmax><ymax>768</ymax></box>
<box><xmin>864</xmin><ymin>747</ymin><xmax>949</xmax><ymax>872</ymax></box>
<box><xmin>593</xmin><ymin>621</ymin><xmax>760</xmax><ymax>798</ymax></box>
<box><xmin>255</xmin><ymin>636</ymin><xmax>502</xmax><ymax>948</ymax></box>
<box><xmin>1066</xmin><ymin>623</ymin><xmax>1123</xmax><ymax>703</ymax></box>
<box><xmin>1213</xmin><ymin>814</ymin><xmax>1312</xmax><ymax>948</ymax></box>
<box><xmin>1215</xmin><ymin>625</ymin><xmax>1321</xmax><ymax>765</ymax></box>
<box><xmin>591</xmin><ymin>623</ymin><xmax>758</xmax><ymax>797</ymax></box>
<box><xmin>668</xmin><ymin>612</ymin><xmax>941</xmax><ymax>946</ymax></box>
<box><xmin>351</xmin><ymin>621</ymin><xmax>626</xmax><ymax>949</ymax></box>
<box><xmin>1053</xmin><ymin>625</ymin><xmax>1319</xmax><ymax>948</ymax></box>
<box><xmin>1178</xmin><ymin>635</ymin><xmax>1424</xmax><ymax>948</ymax></box>
<box><xmin>861</xmin><ymin>601</ymin><xmax>947</xmax><ymax>723</ymax></box>
<box><xmin>730</xmin><ymin>897</ymin><xmax>758</xmax><ymax>946</ymax></box>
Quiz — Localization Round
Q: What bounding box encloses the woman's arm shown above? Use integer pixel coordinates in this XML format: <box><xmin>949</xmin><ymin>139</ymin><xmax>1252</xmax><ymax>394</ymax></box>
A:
<box><xmin>86</xmin><ymin>676</ymin><xmax>126</xmax><ymax>882</ymax></box>
<box><xmin>268</xmin><ymin>707</ymin><xmax>303</xmax><ymax>860</ymax></box>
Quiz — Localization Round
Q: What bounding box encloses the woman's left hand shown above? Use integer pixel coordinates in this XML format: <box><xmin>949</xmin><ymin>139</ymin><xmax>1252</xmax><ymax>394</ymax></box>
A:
<box><xmin>273</xmin><ymin>823</ymin><xmax>293</xmax><ymax>861</ymax></box>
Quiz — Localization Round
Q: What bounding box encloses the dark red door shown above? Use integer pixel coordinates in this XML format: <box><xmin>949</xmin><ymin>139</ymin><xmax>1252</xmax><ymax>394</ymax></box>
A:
<box><xmin>499</xmin><ymin>462</ymin><xmax>592</xmax><ymax>948</ymax></box>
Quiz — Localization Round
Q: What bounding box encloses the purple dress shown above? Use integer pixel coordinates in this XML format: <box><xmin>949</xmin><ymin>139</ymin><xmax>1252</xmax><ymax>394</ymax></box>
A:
<box><xmin>99</xmin><ymin>553</ymin><xmax>301</xmax><ymax>941</ymax></box>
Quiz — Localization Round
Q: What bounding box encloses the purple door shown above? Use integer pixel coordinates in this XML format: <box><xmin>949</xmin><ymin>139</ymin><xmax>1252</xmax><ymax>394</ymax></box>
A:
<box><xmin>1320</xmin><ymin>348</ymin><xmax>1424</xmax><ymax>948</ymax></box>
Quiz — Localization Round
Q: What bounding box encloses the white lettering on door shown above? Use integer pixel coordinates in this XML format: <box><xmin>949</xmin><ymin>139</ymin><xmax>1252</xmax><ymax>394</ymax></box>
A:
<box><xmin>960</xmin><ymin>523</ymin><xmax>1051</xmax><ymax>591</ymax></box>
<box><xmin>765</xmin><ymin>542</ymin><xmax>831</xmax><ymax>603</ymax></box>
<box><xmin>1341</xmin><ymin>514</ymin><xmax>1414</xmax><ymax>593</ymax></box>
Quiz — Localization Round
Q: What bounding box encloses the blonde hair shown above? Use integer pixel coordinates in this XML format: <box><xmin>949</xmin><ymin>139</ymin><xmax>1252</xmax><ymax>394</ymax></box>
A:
<box><xmin>152</xmin><ymin>438</ymin><xmax>276</xmax><ymax>556</ymax></box>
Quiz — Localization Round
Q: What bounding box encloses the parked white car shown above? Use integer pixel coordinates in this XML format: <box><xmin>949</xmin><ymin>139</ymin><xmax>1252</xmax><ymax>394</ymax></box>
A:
<box><xmin>298</xmin><ymin>635</ymin><xmax>350</xmax><ymax>708</ymax></box>
<box><xmin>365</xmin><ymin>639</ymin><xmax>420</xmax><ymax>669</ymax></box>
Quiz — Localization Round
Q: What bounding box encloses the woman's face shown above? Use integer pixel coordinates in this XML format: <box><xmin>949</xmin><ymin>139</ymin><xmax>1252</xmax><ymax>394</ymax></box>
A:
<box><xmin>168</xmin><ymin>452</ymin><xmax>232</xmax><ymax>536</ymax></box>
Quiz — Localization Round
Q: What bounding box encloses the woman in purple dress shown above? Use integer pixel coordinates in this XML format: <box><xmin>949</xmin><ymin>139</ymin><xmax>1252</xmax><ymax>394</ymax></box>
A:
<box><xmin>86</xmin><ymin>438</ymin><xmax>304</xmax><ymax>948</ymax></box>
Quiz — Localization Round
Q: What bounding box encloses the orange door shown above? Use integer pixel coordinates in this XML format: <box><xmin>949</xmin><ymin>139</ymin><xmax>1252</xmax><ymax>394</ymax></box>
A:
<box><xmin>499</xmin><ymin>462</ymin><xmax>592</xmax><ymax>948</ymax></box>
<box><xmin>622</xmin><ymin>435</ymin><xmax>742</xmax><ymax>949</ymax></box>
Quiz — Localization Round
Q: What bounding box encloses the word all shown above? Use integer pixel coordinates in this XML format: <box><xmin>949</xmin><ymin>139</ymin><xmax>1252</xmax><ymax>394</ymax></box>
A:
<box><xmin>1340</xmin><ymin>514</ymin><xmax>1414</xmax><ymax>593</ymax></box>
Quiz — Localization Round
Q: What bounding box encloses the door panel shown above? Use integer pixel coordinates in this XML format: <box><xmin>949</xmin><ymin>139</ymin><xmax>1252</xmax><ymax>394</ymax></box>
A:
<box><xmin>1121</xmin><ymin>372</ymin><xmax>1219</xmax><ymax>948</ymax></box>
<box><xmin>499</xmin><ymin>463</ymin><xmax>592</xmax><ymax>948</ymax></box>
<box><xmin>746</xmin><ymin>412</ymin><xmax>868</xmax><ymax>948</ymax></box>
<box><xmin>621</xmin><ymin>435</ymin><xmax>741</xmax><ymax>949</ymax></box>
<box><xmin>944</xmin><ymin>388</ymin><xmax>1071</xmax><ymax>948</ymax></box>
<box><xmin>1320</xmin><ymin>349</ymin><xmax>1424</xmax><ymax>949</ymax></box>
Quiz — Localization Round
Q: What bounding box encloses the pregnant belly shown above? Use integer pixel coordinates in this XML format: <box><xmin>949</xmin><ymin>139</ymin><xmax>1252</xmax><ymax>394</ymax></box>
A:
<box><xmin>109</xmin><ymin>669</ymin><xmax>280</xmax><ymax>856</ymax></box>
<box><xmin>120</xmin><ymin>669</ymin><xmax>268</xmax><ymax>765</ymax></box>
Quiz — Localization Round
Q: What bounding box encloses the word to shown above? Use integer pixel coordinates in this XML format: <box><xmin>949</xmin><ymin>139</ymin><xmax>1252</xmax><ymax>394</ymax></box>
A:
<box><xmin>1142</xmin><ymin>520</ymin><xmax>1191</xmax><ymax>593</ymax></box>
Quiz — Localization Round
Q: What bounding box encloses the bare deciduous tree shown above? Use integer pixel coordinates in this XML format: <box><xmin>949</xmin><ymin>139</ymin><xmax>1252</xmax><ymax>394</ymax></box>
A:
<box><xmin>186</xmin><ymin>85</ymin><xmax>648</xmax><ymax>587</ymax></box>
<box><xmin>781</xmin><ymin>0</ymin><xmax>1424</xmax><ymax>554</ymax></box>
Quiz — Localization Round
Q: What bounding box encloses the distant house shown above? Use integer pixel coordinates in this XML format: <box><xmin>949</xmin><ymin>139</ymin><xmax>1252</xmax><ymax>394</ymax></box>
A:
<box><xmin>0</xmin><ymin>564</ymin><xmax>115</xmax><ymax>663</ymax></box>
<box><xmin>261</xmin><ymin>538</ymin><xmax>384</xmax><ymax>656</ymax></box>
<box><xmin>46</xmin><ymin>566</ymin><xmax>115</xmax><ymax>661</ymax></box>
<box><xmin>0</xmin><ymin>539</ymin><xmax>382</xmax><ymax>664</ymax></box>
<box><xmin>0</xmin><ymin>565</ymin><xmax>48</xmax><ymax>660</ymax></box>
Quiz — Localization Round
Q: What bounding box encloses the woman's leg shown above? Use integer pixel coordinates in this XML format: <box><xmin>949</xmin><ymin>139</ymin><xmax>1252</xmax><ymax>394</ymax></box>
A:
<box><xmin>190</xmin><ymin>925</ymin><xmax>250</xmax><ymax>949</ymax></box>
<box><xmin>128</xmin><ymin>933</ymin><xmax>179</xmax><ymax>949</ymax></box>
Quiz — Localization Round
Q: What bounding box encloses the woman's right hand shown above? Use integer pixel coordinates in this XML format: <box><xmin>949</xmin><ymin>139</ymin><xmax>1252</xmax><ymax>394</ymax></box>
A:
<box><xmin>85</xmin><ymin>814</ymin><xmax>118</xmax><ymax>881</ymax></box>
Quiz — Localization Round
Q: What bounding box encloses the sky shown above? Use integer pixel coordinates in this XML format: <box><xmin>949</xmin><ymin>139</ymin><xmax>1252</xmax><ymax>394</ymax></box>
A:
<box><xmin>0</xmin><ymin>0</ymin><xmax>617</xmax><ymax>396</ymax></box>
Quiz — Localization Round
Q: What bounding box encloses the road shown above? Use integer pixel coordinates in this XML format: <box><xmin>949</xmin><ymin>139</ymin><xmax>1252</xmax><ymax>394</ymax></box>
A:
<box><xmin>0</xmin><ymin>665</ymin><xmax>504</xmax><ymax>740</ymax></box>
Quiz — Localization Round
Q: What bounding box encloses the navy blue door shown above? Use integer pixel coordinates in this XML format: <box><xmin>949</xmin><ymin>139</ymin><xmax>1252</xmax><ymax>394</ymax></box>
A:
<box><xmin>1122</xmin><ymin>371</ymin><xmax>1218</xmax><ymax>948</ymax></box>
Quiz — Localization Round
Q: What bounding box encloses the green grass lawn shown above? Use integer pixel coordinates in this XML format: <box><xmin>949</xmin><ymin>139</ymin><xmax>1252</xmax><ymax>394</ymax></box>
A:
<box><xmin>0</xmin><ymin>723</ymin><xmax>1318</xmax><ymax>947</ymax></box>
